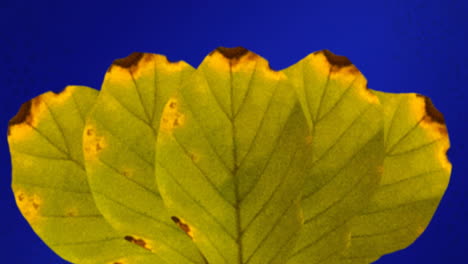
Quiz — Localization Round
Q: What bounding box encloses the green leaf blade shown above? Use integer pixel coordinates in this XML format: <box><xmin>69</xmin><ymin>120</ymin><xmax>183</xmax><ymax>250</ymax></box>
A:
<box><xmin>156</xmin><ymin>48</ymin><xmax>312</xmax><ymax>264</ymax></box>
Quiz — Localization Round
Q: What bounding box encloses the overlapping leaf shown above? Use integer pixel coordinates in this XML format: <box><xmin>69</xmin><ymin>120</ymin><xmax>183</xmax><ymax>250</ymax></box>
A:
<box><xmin>282</xmin><ymin>51</ymin><xmax>385</xmax><ymax>264</ymax></box>
<box><xmin>83</xmin><ymin>53</ymin><xmax>206</xmax><ymax>264</ymax></box>
<box><xmin>340</xmin><ymin>92</ymin><xmax>451</xmax><ymax>264</ymax></box>
<box><xmin>8</xmin><ymin>47</ymin><xmax>451</xmax><ymax>264</ymax></box>
<box><xmin>8</xmin><ymin>86</ymin><xmax>163</xmax><ymax>264</ymax></box>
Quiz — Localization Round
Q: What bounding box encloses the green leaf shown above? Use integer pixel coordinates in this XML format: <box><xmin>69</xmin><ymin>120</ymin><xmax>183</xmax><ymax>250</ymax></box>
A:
<box><xmin>155</xmin><ymin>47</ymin><xmax>312</xmax><ymax>264</ymax></box>
<box><xmin>8</xmin><ymin>86</ymin><xmax>163</xmax><ymax>264</ymax></box>
<box><xmin>83</xmin><ymin>53</ymin><xmax>206</xmax><ymax>263</ymax></box>
<box><xmin>282</xmin><ymin>50</ymin><xmax>385</xmax><ymax>264</ymax></box>
<box><xmin>341</xmin><ymin>91</ymin><xmax>451</xmax><ymax>263</ymax></box>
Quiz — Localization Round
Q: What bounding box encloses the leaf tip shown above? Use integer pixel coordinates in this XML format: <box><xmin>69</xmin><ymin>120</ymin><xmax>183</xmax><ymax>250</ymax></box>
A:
<box><xmin>417</xmin><ymin>94</ymin><xmax>446</xmax><ymax>125</ymax></box>
<box><xmin>320</xmin><ymin>49</ymin><xmax>352</xmax><ymax>68</ymax></box>
<box><xmin>214</xmin><ymin>46</ymin><xmax>249</xmax><ymax>60</ymax></box>
<box><xmin>8</xmin><ymin>100</ymin><xmax>33</xmax><ymax>136</ymax></box>
<box><xmin>112</xmin><ymin>52</ymin><xmax>145</xmax><ymax>69</ymax></box>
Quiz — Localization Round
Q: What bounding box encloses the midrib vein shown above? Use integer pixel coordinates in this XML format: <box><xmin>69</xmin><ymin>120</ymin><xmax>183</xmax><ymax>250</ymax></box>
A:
<box><xmin>229</xmin><ymin>62</ymin><xmax>243</xmax><ymax>264</ymax></box>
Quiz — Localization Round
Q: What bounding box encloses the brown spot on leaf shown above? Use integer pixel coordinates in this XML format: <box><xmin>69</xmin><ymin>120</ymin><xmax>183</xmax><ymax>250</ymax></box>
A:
<box><xmin>113</xmin><ymin>52</ymin><xmax>144</xmax><ymax>68</ymax></box>
<box><xmin>9</xmin><ymin>100</ymin><xmax>32</xmax><ymax>127</ymax></box>
<box><xmin>189</xmin><ymin>152</ymin><xmax>199</xmax><ymax>162</ymax></box>
<box><xmin>161</xmin><ymin>98</ymin><xmax>184</xmax><ymax>133</ymax></box>
<box><xmin>16</xmin><ymin>191</ymin><xmax>41</xmax><ymax>222</ymax></box>
<box><xmin>321</xmin><ymin>50</ymin><xmax>352</xmax><ymax>68</ymax></box>
<box><xmin>124</xmin><ymin>235</ymin><xmax>151</xmax><ymax>251</ymax></box>
<box><xmin>215</xmin><ymin>47</ymin><xmax>249</xmax><ymax>60</ymax></box>
<box><xmin>86</xmin><ymin>128</ymin><xmax>94</xmax><ymax>136</ymax></box>
<box><xmin>417</xmin><ymin>94</ymin><xmax>445</xmax><ymax>124</ymax></box>
<box><xmin>83</xmin><ymin>124</ymin><xmax>106</xmax><ymax>159</ymax></box>
<box><xmin>8</xmin><ymin>100</ymin><xmax>33</xmax><ymax>136</ymax></box>
<box><xmin>171</xmin><ymin>216</ymin><xmax>193</xmax><ymax>238</ymax></box>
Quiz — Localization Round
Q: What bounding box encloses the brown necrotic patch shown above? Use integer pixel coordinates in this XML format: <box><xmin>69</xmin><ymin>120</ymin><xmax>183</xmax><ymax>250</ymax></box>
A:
<box><xmin>124</xmin><ymin>235</ymin><xmax>151</xmax><ymax>251</ymax></box>
<box><xmin>321</xmin><ymin>50</ymin><xmax>352</xmax><ymax>68</ymax></box>
<box><xmin>417</xmin><ymin>94</ymin><xmax>445</xmax><ymax>124</ymax></box>
<box><xmin>9</xmin><ymin>100</ymin><xmax>32</xmax><ymax>128</ymax></box>
<box><xmin>113</xmin><ymin>52</ymin><xmax>145</xmax><ymax>68</ymax></box>
<box><xmin>8</xmin><ymin>97</ymin><xmax>41</xmax><ymax>136</ymax></box>
<box><xmin>215</xmin><ymin>46</ymin><xmax>249</xmax><ymax>60</ymax></box>
<box><xmin>171</xmin><ymin>216</ymin><xmax>192</xmax><ymax>238</ymax></box>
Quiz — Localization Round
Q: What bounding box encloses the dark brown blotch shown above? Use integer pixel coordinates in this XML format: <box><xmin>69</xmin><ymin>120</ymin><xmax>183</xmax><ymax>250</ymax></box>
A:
<box><xmin>171</xmin><ymin>216</ymin><xmax>192</xmax><ymax>238</ymax></box>
<box><xmin>9</xmin><ymin>100</ymin><xmax>32</xmax><ymax>127</ymax></box>
<box><xmin>8</xmin><ymin>100</ymin><xmax>34</xmax><ymax>136</ymax></box>
<box><xmin>417</xmin><ymin>94</ymin><xmax>445</xmax><ymax>124</ymax></box>
<box><xmin>124</xmin><ymin>235</ymin><xmax>150</xmax><ymax>250</ymax></box>
<box><xmin>321</xmin><ymin>50</ymin><xmax>353</xmax><ymax>68</ymax></box>
<box><xmin>112</xmin><ymin>52</ymin><xmax>144</xmax><ymax>68</ymax></box>
<box><xmin>215</xmin><ymin>47</ymin><xmax>249</xmax><ymax>60</ymax></box>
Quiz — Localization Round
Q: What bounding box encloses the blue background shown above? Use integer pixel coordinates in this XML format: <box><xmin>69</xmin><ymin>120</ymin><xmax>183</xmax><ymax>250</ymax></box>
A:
<box><xmin>1</xmin><ymin>0</ymin><xmax>466</xmax><ymax>263</ymax></box>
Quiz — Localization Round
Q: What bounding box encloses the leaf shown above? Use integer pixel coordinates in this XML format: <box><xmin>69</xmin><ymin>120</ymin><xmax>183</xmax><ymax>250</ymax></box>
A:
<box><xmin>9</xmin><ymin>48</ymin><xmax>451</xmax><ymax>264</ymax></box>
<box><xmin>83</xmin><ymin>53</ymin><xmax>207</xmax><ymax>263</ymax></box>
<box><xmin>155</xmin><ymin>47</ymin><xmax>312</xmax><ymax>264</ymax></box>
<box><xmin>281</xmin><ymin>50</ymin><xmax>385</xmax><ymax>264</ymax></box>
<box><xmin>340</xmin><ymin>92</ymin><xmax>451</xmax><ymax>263</ymax></box>
<box><xmin>8</xmin><ymin>86</ymin><xmax>163</xmax><ymax>264</ymax></box>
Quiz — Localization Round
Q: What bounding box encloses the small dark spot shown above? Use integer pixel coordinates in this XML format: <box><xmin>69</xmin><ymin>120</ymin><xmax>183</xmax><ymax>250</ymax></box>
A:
<box><xmin>215</xmin><ymin>47</ymin><xmax>249</xmax><ymax>60</ymax></box>
<box><xmin>8</xmin><ymin>100</ymin><xmax>32</xmax><ymax>135</ymax></box>
<box><xmin>173</xmin><ymin>118</ymin><xmax>180</xmax><ymax>127</ymax></box>
<box><xmin>86</xmin><ymin>128</ymin><xmax>94</xmax><ymax>136</ymax></box>
<box><xmin>189</xmin><ymin>152</ymin><xmax>198</xmax><ymax>162</ymax></box>
<box><xmin>17</xmin><ymin>193</ymin><xmax>24</xmax><ymax>202</ymax></box>
<box><xmin>171</xmin><ymin>216</ymin><xmax>180</xmax><ymax>223</ymax></box>
<box><xmin>321</xmin><ymin>50</ymin><xmax>353</xmax><ymax>68</ymax></box>
<box><xmin>169</xmin><ymin>101</ymin><xmax>177</xmax><ymax>109</ymax></box>
<box><xmin>417</xmin><ymin>94</ymin><xmax>445</xmax><ymax>124</ymax></box>
<box><xmin>32</xmin><ymin>202</ymin><xmax>39</xmax><ymax>210</ymax></box>
<box><xmin>96</xmin><ymin>142</ymin><xmax>103</xmax><ymax>151</ymax></box>
<box><xmin>112</xmin><ymin>52</ymin><xmax>144</xmax><ymax>69</ymax></box>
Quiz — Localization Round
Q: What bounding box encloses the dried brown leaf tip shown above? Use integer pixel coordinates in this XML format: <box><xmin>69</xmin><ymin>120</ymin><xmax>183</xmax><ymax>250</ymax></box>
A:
<box><xmin>416</xmin><ymin>94</ymin><xmax>448</xmax><ymax>135</ymax></box>
<box><xmin>113</xmin><ymin>52</ymin><xmax>145</xmax><ymax>69</ymax></box>
<box><xmin>212</xmin><ymin>46</ymin><xmax>261</xmax><ymax>68</ymax></box>
<box><xmin>418</xmin><ymin>94</ymin><xmax>445</xmax><ymax>125</ymax></box>
<box><xmin>216</xmin><ymin>46</ymin><xmax>249</xmax><ymax>59</ymax></box>
<box><xmin>320</xmin><ymin>49</ymin><xmax>359</xmax><ymax>74</ymax></box>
